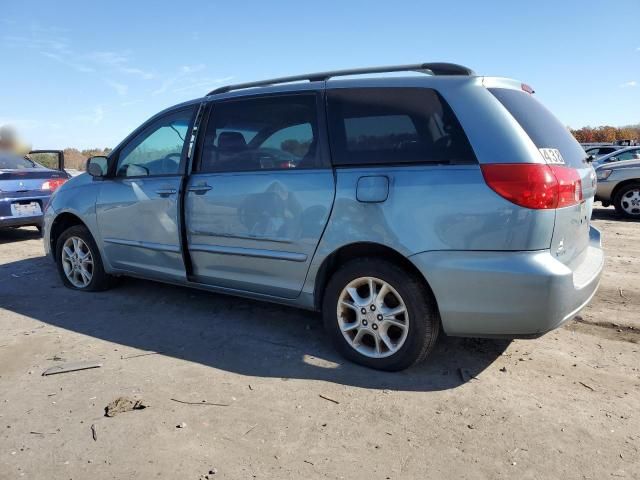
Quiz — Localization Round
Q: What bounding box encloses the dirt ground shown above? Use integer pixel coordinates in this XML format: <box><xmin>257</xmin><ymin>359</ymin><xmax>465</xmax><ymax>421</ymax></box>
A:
<box><xmin>0</xmin><ymin>205</ymin><xmax>638</xmax><ymax>480</ymax></box>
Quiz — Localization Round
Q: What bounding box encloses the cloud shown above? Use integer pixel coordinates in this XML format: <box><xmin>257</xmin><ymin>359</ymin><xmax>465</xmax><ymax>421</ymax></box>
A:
<box><xmin>40</xmin><ymin>51</ymin><xmax>94</xmax><ymax>73</ymax></box>
<box><xmin>76</xmin><ymin>106</ymin><xmax>105</xmax><ymax>125</ymax></box>
<box><xmin>171</xmin><ymin>76</ymin><xmax>234</xmax><ymax>94</ymax></box>
<box><xmin>180</xmin><ymin>64</ymin><xmax>206</xmax><ymax>74</ymax></box>
<box><xmin>86</xmin><ymin>51</ymin><xmax>155</xmax><ymax>79</ymax></box>
<box><xmin>5</xmin><ymin>34</ymin><xmax>72</xmax><ymax>54</ymax></box>
<box><xmin>620</xmin><ymin>81</ymin><xmax>637</xmax><ymax>88</ymax></box>
<box><xmin>152</xmin><ymin>65</ymin><xmax>232</xmax><ymax>96</ymax></box>
<box><xmin>120</xmin><ymin>99</ymin><xmax>143</xmax><ymax>107</ymax></box>
<box><xmin>106</xmin><ymin>80</ymin><xmax>129</xmax><ymax>96</ymax></box>
<box><xmin>93</xmin><ymin>106</ymin><xmax>104</xmax><ymax>124</ymax></box>
<box><xmin>87</xmin><ymin>51</ymin><xmax>128</xmax><ymax>66</ymax></box>
<box><xmin>119</xmin><ymin>67</ymin><xmax>155</xmax><ymax>80</ymax></box>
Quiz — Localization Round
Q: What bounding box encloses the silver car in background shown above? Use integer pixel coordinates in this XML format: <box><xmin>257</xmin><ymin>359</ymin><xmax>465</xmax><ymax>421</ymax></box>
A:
<box><xmin>592</xmin><ymin>146</ymin><xmax>640</xmax><ymax>168</ymax></box>
<box><xmin>43</xmin><ymin>63</ymin><xmax>604</xmax><ymax>371</ymax></box>
<box><xmin>596</xmin><ymin>159</ymin><xmax>640</xmax><ymax>218</ymax></box>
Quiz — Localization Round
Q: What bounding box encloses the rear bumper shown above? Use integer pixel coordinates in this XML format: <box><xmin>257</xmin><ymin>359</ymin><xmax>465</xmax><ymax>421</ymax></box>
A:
<box><xmin>0</xmin><ymin>214</ymin><xmax>43</xmax><ymax>228</ymax></box>
<box><xmin>0</xmin><ymin>194</ymin><xmax>48</xmax><ymax>229</ymax></box>
<box><xmin>409</xmin><ymin>226</ymin><xmax>604</xmax><ymax>337</ymax></box>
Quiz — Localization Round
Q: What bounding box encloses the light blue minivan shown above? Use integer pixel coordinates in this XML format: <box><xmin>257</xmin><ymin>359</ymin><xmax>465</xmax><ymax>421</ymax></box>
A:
<box><xmin>43</xmin><ymin>63</ymin><xmax>604</xmax><ymax>370</ymax></box>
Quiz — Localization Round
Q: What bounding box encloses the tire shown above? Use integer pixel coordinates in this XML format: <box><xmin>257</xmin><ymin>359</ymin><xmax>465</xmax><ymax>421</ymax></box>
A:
<box><xmin>613</xmin><ymin>183</ymin><xmax>640</xmax><ymax>219</ymax></box>
<box><xmin>322</xmin><ymin>257</ymin><xmax>439</xmax><ymax>371</ymax></box>
<box><xmin>55</xmin><ymin>225</ymin><xmax>114</xmax><ymax>291</ymax></box>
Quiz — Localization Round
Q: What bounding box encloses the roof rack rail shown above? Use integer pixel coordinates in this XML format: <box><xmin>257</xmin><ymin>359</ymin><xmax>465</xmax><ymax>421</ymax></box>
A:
<box><xmin>207</xmin><ymin>62</ymin><xmax>475</xmax><ymax>96</ymax></box>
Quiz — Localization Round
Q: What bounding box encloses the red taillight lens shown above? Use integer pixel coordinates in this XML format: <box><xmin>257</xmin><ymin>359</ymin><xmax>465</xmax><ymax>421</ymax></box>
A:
<box><xmin>481</xmin><ymin>164</ymin><xmax>582</xmax><ymax>209</ymax></box>
<box><xmin>42</xmin><ymin>178</ymin><xmax>67</xmax><ymax>192</ymax></box>
<box><xmin>551</xmin><ymin>165</ymin><xmax>582</xmax><ymax>207</ymax></box>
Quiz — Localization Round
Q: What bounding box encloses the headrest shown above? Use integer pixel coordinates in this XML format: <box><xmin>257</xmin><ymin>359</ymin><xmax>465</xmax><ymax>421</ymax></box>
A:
<box><xmin>218</xmin><ymin>131</ymin><xmax>247</xmax><ymax>151</ymax></box>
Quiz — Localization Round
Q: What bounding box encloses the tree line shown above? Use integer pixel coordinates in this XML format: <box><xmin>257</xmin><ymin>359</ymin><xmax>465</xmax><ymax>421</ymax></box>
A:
<box><xmin>63</xmin><ymin>148</ymin><xmax>112</xmax><ymax>170</ymax></box>
<box><xmin>570</xmin><ymin>125</ymin><xmax>640</xmax><ymax>144</ymax></box>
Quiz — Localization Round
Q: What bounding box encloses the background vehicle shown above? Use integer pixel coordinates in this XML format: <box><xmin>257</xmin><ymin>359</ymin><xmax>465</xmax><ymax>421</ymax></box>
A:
<box><xmin>584</xmin><ymin>145</ymin><xmax>622</xmax><ymax>158</ymax></box>
<box><xmin>0</xmin><ymin>150</ymin><xmax>68</xmax><ymax>232</ymax></box>
<box><xmin>592</xmin><ymin>146</ymin><xmax>640</xmax><ymax>167</ymax></box>
<box><xmin>43</xmin><ymin>63</ymin><xmax>603</xmax><ymax>371</ymax></box>
<box><xmin>595</xmin><ymin>159</ymin><xmax>640</xmax><ymax>218</ymax></box>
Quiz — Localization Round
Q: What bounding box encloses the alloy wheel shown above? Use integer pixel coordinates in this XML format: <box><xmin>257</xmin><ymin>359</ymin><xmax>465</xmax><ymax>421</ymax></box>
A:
<box><xmin>61</xmin><ymin>236</ymin><xmax>94</xmax><ymax>288</ymax></box>
<box><xmin>336</xmin><ymin>277</ymin><xmax>409</xmax><ymax>358</ymax></box>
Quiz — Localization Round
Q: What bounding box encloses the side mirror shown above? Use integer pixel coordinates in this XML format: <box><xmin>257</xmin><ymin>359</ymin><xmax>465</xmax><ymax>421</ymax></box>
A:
<box><xmin>87</xmin><ymin>156</ymin><xmax>109</xmax><ymax>177</ymax></box>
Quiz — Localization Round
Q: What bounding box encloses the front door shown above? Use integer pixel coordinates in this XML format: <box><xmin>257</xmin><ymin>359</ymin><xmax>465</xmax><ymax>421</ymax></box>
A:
<box><xmin>96</xmin><ymin>106</ymin><xmax>196</xmax><ymax>281</ymax></box>
<box><xmin>185</xmin><ymin>93</ymin><xmax>335</xmax><ymax>298</ymax></box>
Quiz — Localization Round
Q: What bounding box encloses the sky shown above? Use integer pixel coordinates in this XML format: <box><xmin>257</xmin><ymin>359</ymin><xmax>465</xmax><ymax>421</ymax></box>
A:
<box><xmin>1</xmin><ymin>0</ymin><xmax>638</xmax><ymax>149</ymax></box>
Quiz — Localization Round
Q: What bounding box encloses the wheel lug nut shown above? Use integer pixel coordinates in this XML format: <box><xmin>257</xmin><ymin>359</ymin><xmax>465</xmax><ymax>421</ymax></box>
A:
<box><xmin>361</xmin><ymin>308</ymin><xmax>367</xmax><ymax>314</ymax></box>
<box><xmin>372</xmin><ymin>324</ymin><xmax>378</xmax><ymax>330</ymax></box>
<box><xmin>377</xmin><ymin>314</ymin><xmax>383</xmax><ymax>321</ymax></box>
<box><xmin>362</xmin><ymin>320</ymin><xmax>368</xmax><ymax>326</ymax></box>
<box><xmin>370</xmin><ymin>305</ymin><xmax>376</xmax><ymax>311</ymax></box>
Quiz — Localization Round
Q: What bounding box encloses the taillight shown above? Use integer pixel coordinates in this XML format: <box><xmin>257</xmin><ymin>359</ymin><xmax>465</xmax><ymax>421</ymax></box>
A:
<box><xmin>42</xmin><ymin>178</ymin><xmax>67</xmax><ymax>192</ymax></box>
<box><xmin>481</xmin><ymin>164</ymin><xmax>582</xmax><ymax>209</ymax></box>
<box><xmin>551</xmin><ymin>165</ymin><xmax>582</xmax><ymax>207</ymax></box>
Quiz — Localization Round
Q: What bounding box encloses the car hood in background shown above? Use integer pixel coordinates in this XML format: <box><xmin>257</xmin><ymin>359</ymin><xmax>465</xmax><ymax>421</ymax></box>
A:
<box><xmin>595</xmin><ymin>159</ymin><xmax>640</xmax><ymax>171</ymax></box>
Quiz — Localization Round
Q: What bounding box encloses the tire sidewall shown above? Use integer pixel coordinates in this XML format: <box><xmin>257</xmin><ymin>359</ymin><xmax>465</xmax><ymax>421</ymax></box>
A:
<box><xmin>55</xmin><ymin>225</ymin><xmax>106</xmax><ymax>291</ymax></box>
<box><xmin>322</xmin><ymin>258</ymin><xmax>437</xmax><ymax>371</ymax></box>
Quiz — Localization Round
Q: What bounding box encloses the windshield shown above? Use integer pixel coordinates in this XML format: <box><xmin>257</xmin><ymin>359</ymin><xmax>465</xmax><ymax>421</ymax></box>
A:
<box><xmin>0</xmin><ymin>152</ymin><xmax>39</xmax><ymax>169</ymax></box>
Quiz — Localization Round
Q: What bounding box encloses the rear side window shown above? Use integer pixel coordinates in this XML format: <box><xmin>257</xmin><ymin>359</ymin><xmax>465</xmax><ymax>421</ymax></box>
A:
<box><xmin>489</xmin><ymin>88</ymin><xmax>587</xmax><ymax>168</ymax></box>
<box><xmin>327</xmin><ymin>87</ymin><xmax>477</xmax><ymax>166</ymax></box>
<box><xmin>0</xmin><ymin>153</ymin><xmax>41</xmax><ymax>169</ymax></box>
<box><xmin>199</xmin><ymin>94</ymin><xmax>322</xmax><ymax>173</ymax></box>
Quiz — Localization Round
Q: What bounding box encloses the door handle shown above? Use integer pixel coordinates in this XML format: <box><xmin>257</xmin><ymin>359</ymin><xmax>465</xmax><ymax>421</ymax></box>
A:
<box><xmin>155</xmin><ymin>188</ymin><xmax>177</xmax><ymax>197</ymax></box>
<box><xmin>188</xmin><ymin>183</ymin><xmax>212</xmax><ymax>195</ymax></box>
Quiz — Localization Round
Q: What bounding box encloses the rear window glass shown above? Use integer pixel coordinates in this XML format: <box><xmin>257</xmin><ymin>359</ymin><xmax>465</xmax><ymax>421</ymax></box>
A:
<box><xmin>489</xmin><ymin>88</ymin><xmax>587</xmax><ymax>168</ymax></box>
<box><xmin>327</xmin><ymin>88</ymin><xmax>477</xmax><ymax>166</ymax></box>
<box><xmin>0</xmin><ymin>153</ymin><xmax>41</xmax><ymax>169</ymax></box>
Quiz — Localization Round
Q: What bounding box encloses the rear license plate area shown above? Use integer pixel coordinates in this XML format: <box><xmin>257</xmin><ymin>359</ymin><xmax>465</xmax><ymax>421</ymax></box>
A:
<box><xmin>11</xmin><ymin>201</ymin><xmax>42</xmax><ymax>217</ymax></box>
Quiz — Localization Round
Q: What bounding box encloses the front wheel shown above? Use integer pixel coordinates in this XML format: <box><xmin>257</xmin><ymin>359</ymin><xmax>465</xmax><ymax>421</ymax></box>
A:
<box><xmin>55</xmin><ymin>225</ymin><xmax>114</xmax><ymax>291</ymax></box>
<box><xmin>613</xmin><ymin>183</ymin><xmax>640</xmax><ymax>219</ymax></box>
<box><xmin>322</xmin><ymin>258</ymin><xmax>439</xmax><ymax>371</ymax></box>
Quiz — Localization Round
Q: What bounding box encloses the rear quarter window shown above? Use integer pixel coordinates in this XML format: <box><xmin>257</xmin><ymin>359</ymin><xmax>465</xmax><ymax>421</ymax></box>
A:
<box><xmin>489</xmin><ymin>88</ymin><xmax>587</xmax><ymax>168</ymax></box>
<box><xmin>327</xmin><ymin>87</ymin><xmax>477</xmax><ymax>166</ymax></box>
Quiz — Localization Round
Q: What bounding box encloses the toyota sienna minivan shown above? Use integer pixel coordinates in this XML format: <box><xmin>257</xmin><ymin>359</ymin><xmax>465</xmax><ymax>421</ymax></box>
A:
<box><xmin>43</xmin><ymin>63</ymin><xmax>604</xmax><ymax>371</ymax></box>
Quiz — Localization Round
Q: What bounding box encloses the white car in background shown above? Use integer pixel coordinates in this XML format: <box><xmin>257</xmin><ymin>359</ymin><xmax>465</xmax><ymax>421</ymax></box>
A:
<box><xmin>592</xmin><ymin>146</ymin><xmax>640</xmax><ymax>168</ymax></box>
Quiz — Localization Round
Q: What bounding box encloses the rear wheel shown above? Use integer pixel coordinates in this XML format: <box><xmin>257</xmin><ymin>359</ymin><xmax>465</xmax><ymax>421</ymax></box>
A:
<box><xmin>55</xmin><ymin>225</ymin><xmax>114</xmax><ymax>291</ymax></box>
<box><xmin>322</xmin><ymin>257</ymin><xmax>439</xmax><ymax>371</ymax></box>
<box><xmin>613</xmin><ymin>183</ymin><xmax>640</xmax><ymax>219</ymax></box>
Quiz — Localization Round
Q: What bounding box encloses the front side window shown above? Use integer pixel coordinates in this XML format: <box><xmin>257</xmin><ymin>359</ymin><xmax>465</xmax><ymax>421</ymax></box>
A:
<box><xmin>327</xmin><ymin>87</ymin><xmax>477</xmax><ymax>166</ymax></box>
<box><xmin>116</xmin><ymin>108</ymin><xmax>194</xmax><ymax>177</ymax></box>
<box><xmin>199</xmin><ymin>94</ymin><xmax>320</xmax><ymax>172</ymax></box>
<box><xmin>616</xmin><ymin>149</ymin><xmax>640</xmax><ymax>161</ymax></box>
